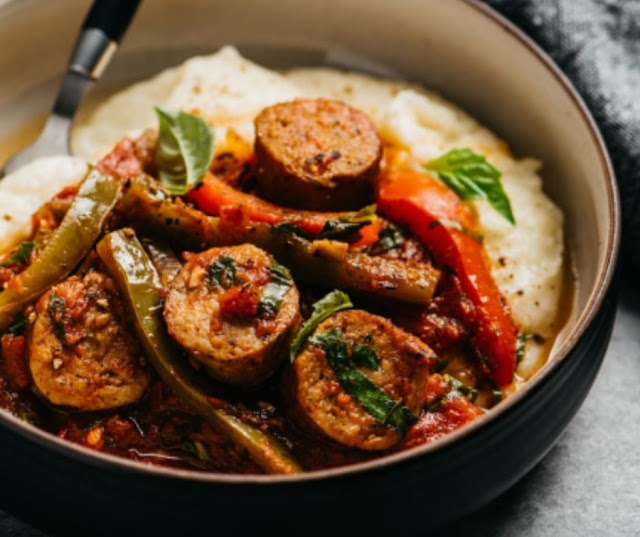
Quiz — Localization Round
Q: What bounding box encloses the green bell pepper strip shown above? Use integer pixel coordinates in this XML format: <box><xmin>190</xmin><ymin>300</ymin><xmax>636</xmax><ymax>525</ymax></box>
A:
<box><xmin>120</xmin><ymin>175</ymin><xmax>440</xmax><ymax>304</ymax></box>
<box><xmin>0</xmin><ymin>171</ymin><xmax>121</xmax><ymax>331</ymax></box>
<box><xmin>96</xmin><ymin>229</ymin><xmax>302</xmax><ymax>475</ymax></box>
<box><xmin>140</xmin><ymin>239</ymin><xmax>183</xmax><ymax>286</ymax></box>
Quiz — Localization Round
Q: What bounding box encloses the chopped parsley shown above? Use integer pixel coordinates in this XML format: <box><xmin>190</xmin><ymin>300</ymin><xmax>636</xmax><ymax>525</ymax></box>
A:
<box><xmin>207</xmin><ymin>256</ymin><xmax>237</xmax><ymax>288</ymax></box>
<box><xmin>318</xmin><ymin>204</ymin><xmax>377</xmax><ymax>241</ymax></box>
<box><xmin>1</xmin><ymin>241</ymin><xmax>36</xmax><ymax>266</ymax></box>
<box><xmin>310</xmin><ymin>328</ymin><xmax>417</xmax><ymax>434</ymax></box>
<box><xmin>369</xmin><ymin>225</ymin><xmax>405</xmax><ymax>255</ymax></box>
<box><xmin>351</xmin><ymin>343</ymin><xmax>379</xmax><ymax>370</ymax></box>
<box><xmin>516</xmin><ymin>332</ymin><xmax>546</xmax><ymax>365</ymax></box>
<box><xmin>259</xmin><ymin>261</ymin><xmax>293</xmax><ymax>315</ymax></box>
<box><xmin>274</xmin><ymin>205</ymin><xmax>377</xmax><ymax>243</ymax></box>
<box><xmin>4</xmin><ymin>317</ymin><xmax>27</xmax><ymax>336</ymax></box>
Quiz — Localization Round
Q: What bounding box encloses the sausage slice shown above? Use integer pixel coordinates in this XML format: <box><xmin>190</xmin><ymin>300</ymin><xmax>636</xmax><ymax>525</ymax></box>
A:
<box><xmin>254</xmin><ymin>98</ymin><xmax>382</xmax><ymax>211</ymax></box>
<box><xmin>29</xmin><ymin>271</ymin><xmax>151</xmax><ymax>410</ymax></box>
<box><xmin>288</xmin><ymin>310</ymin><xmax>435</xmax><ymax>450</ymax></box>
<box><xmin>163</xmin><ymin>244</ymin><xmax>301</xmax><ymax>387</ymax></box>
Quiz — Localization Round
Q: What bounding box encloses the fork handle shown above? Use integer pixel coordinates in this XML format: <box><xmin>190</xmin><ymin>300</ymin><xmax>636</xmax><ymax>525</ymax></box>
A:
<box><xmin>82</xmin><ymin>0</ymin><xmax>142</xmax><ymax>42</ymax></box>
<box><xmin>69</xmin><ymin>0</ymin><xmax>142</xmax><ymax>81</ymax></box>
<box><xmin>52</xmin><ymin>0</ymin><xmax>142</xmax><ymax>119</ymax></box>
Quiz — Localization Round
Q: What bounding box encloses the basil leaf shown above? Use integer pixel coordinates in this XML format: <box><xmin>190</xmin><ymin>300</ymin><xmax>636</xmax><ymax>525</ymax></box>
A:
<box><xmin>274</xmin><ymin>222</ymin><xmax>313</xmax><ymax>241</ymax></box>
<box><xmin>317</xmin><ymin>220</ymin><xmax>366</xmax><ymax>241</ymax></box>
<box><xmin>426</xmin><ymin>148</ymin><xmax>515</xmax><ymax>225</ymax></box>
<box><xmin>275</xmin><ymin>205</ymin><xmax>376</xmax><ymax>243</ymax></box>
<box><xmin>259</xmin><ymin>261</ymin><xmax>293</xmax><ymax>315</ymax></box>
<box><xmin>207</xmin><ymin>256</ymin><xmax>236</xmax><ymax>288</ymax></box>
<box><xmin>318</xmin><ymin>204</ymin><xmax>377</xmax><ymax>241</ymax></box>
<box><xmin>1</xmin><ymin>241</ymin><xmax>36</xmax><ymax>266</ymax></box>
<box><xmin>289</xmin><ymin>290</ymin><xmax>353</xmax><ymax>362</ymax></box>
<box><xmin>369</xmin><ymin>225</ymin><xmax>405</xmax><ymax>255</ymax></box>
<box><xmin>351</xmin><ymin>343</ymin><xmax>379</xmax><ymax>370</ymax></box>
<box><xmin>310</xmin><ymin>329</ymin><xmax>417</xmax><ymax>434</ymax></box>
<box><xmin>154</xmin><ymin>107</ymin><xmax>215</xmax><ymax>195</ymax></box>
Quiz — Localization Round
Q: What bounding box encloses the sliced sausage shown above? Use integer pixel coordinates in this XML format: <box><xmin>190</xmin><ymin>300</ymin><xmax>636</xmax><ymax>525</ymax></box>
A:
<box><xmin>287</xmin><ymin>310</ymin><xmax>435</xmax><ymax>450</ymax></box>
<box><xmin>28</xmin><ymin>271</ymin><xmax>151</xmax><ymax>410</ymax></box>
<box><xmin>254</xmin><ymin>98</ymin><xmax>382</xmax><ymax>211</ymax></box>
<box><xmin>163</xmin><ymin>244</ymin><xmax>301</xmax><ymax>387</ymax></box>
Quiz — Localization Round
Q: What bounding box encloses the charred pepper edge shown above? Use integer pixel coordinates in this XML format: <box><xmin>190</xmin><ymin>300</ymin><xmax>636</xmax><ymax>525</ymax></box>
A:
<box><xmin>96</xmin><ymin>229</ymin><xmax>302</xmax><ymax>475</ymax></box>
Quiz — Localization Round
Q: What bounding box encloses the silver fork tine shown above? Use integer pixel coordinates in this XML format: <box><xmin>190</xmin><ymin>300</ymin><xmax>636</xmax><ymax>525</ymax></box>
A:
<box><xmin>1</xmin><ymin>0</ymin><xmax>142</xmax><ymax>178</ymax></box>
<box><xmin>2</xmin><ymin>77</ymin><xmax>88</xmax><ymax>176</ymax></box>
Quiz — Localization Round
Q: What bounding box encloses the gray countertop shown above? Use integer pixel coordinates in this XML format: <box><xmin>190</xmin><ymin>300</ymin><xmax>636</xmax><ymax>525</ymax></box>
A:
<box><xmin>442</xmin><ymin>268</ymin><xmax>640</xmax><ymax>536</ymax></box>
<box><xmin>1</xmin><ymin>270</ymin><xmax>638</xmax><ymax>536</ymax></box>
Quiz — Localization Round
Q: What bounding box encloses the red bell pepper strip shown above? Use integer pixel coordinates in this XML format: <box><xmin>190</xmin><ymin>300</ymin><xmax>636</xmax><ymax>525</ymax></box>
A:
<box><xmin>377</xmin><ymin>169</ymin><xmax>519</xmax><ymax>386</ymax></box>
<box><xmin>185</xmin><ymin>173</ymin><xmax>380</xmax><ymax>246</ymax></box>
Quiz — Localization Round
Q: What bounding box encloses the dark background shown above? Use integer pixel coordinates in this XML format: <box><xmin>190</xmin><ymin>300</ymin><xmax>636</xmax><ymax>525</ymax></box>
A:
<box><xmin>487</xmin><ymin>0</ymin><xmax>640</xmax><ymax>270</ymax></box>
<box><xmin>2</xmin><ymin>0</ymin><xmax>639</xmax><ymax>534</ymax></box>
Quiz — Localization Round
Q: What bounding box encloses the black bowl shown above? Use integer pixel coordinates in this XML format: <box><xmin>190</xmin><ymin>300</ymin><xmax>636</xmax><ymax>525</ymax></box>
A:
<box><xmin>0</xmin><ymin>285</ymin><xmax>617</xmax><ymax>536</ymax></box>
<box><xmin>0</xmin><ymin>0</ymin><xmax>620</xmax><ymax>534</ymax></box>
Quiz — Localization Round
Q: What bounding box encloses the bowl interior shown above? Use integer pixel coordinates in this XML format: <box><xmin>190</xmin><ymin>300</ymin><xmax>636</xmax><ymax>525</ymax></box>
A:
<box><xmin>0</xmin><ymin>0</ymin><xmax>619</xmax><ymax>476</ymax></box>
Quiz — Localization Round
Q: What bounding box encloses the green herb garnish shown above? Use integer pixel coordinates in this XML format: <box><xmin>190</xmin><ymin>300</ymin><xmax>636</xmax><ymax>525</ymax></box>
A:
<box><xmin>429</xmin><ymin>218</ymin><xmax>484</xmax><ymax>243</ymax></box>
<box><xmin>369</xmin><ymin>225</ymin><xmax>405</xmax><ymax>255</ymax></box>
<box><xmin>47</xmin><ymin>292</ymin><xmax>66</xmax><ymax>341</ymax></box>
<box><xmin>259</xmin><ymin>261</ymin><xmax>293</xmax><ymax>315</ymax></box>
<box><xmin>274</xmin><ymin>222</ymin><xmax>313</xmax><ymax>240</ymax></box>
<box><xmin>516</xmin><ymin>332</ymin><xmax>546</xmax><ymax>365</ymax></box>
<box><xmin>317</xmin><ymin>204</ymin><xmax>377</xmax><ymax>241</ymax></box>
<box><xmin>289</xmin><ymin>290</ymin><xmax>353</xmax><ymax>362</ymax></box>
<box><xmin>207</xmin><ymin>256</ymin><xmax>236</xmax><ymax>288</ymax></box>
<box><xmin>1</xmin><ymin>241</ymin><xmax>36</xmax><ymax>266</ymax></box>
<box><xmin>154</xmin><ymin>107</ymin><xmax>215</xmax><ymax>195</ymax></box>
<box><xmin>444</xmin><ymin>374</ymin><xmax>479</xmax><ymax>403</ymax></box>
<box><xmin>275</xmin><ymin>206</ymin><xmax>377</xmax><ymax>244</ymax></box>
<box><xmin>428</xmin><ymin>374</ymin><xmax>480</xmax><ymax>411</ymax></box>
<box><xmin>351</xmin><ymin>343</ymin><xmax>379</xmax><ymax>370</ymax></box>
<box><xmin>516</xmin><ymin>333</ymin><xmax>527</xmax><ymax>365</ymax></box>
<box><xmin>426</xmin><ymin>148</ymin><xmax>515</xmax><ymax>224</ymax></box>
<box><xmin>310</xmin><ymin>329</ymin><xmax>417</xmax><ymax>434</ymax></box>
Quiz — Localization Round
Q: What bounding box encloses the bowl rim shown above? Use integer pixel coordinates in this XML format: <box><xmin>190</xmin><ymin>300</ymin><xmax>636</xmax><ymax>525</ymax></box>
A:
<box><xmin>0</xmin><ymin>0</ymin><xmax>621</xmax><ymax>484</ymax></box>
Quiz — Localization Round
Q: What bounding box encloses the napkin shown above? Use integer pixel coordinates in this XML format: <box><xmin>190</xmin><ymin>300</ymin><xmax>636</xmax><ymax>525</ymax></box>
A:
<box><xmin>484</xmin><ymin>0</ymin><xmax>640</xmax><ymax>269</ymax></box>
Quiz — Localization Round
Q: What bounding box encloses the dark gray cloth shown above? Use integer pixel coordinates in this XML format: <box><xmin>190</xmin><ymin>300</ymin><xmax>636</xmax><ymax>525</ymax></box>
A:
<box><xmin>484</xmin><ymin>0</ymin><xmax>640</xmax><ymax>268</ymax></box>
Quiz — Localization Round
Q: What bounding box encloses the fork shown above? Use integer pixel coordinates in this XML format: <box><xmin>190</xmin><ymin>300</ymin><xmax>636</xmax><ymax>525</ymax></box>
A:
<box><xmin>1</xmin><ymin>0</ymin><xmax>142</xmax><ymax>177</ymax></box>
